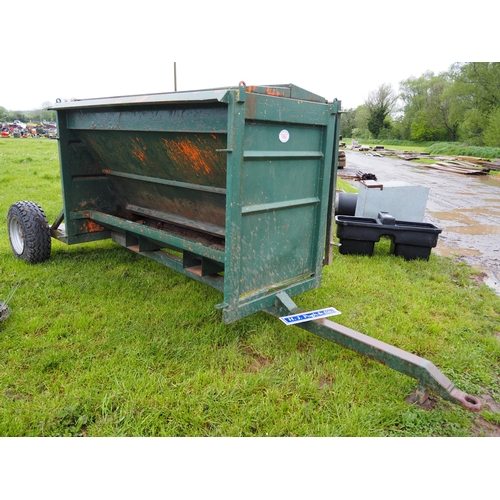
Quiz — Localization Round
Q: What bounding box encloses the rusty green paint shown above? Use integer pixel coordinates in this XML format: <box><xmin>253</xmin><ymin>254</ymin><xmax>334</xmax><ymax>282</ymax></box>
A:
<box><xmin>51</xmin><ymin>83</ymin><xmax>340</xmax><ymax>323</ymax></box>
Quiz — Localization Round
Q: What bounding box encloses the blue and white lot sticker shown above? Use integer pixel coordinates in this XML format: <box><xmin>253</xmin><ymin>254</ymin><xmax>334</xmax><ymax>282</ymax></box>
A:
<box><xmin>279</xmin><ymin>307</ymin><xmax>341</xmax><ymax>326</ymax></box>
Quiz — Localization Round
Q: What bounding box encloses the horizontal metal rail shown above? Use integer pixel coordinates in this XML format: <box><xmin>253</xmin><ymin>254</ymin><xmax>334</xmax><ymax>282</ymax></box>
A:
<box><xmin>243</xmin><ymin>151</ymin><xmax>324</xmax><ymax>160</ymax></box>
<box><xmin>103</xmin><ymin>169</ymin><xmax>227</xmax><ymax>195</ymax></box>
<box><xmin>72</xmin><ymin>210</ymin><xmax>225</xmax><ymax>263</ymax></box>
<box><xmin>265</xmin><ymin>291</ymin><xmax>482</xmax><ymax>412</ymax></box>
<box><xmin>127</xmin><ymin>204</ymin><xmax>226</xmax><ymax>237</ymax></box>
<box><xmin>241</xmin><ymin>197</ymin><xmax>319</xmax><ymax>215</ymax></box>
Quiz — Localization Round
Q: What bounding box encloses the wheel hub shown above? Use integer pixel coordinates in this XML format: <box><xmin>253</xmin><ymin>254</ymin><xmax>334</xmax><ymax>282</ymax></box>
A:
<box><xmin>9</xmin><ymin>217</ymin><xmax>25</xmax><ymax>255</ymax></box>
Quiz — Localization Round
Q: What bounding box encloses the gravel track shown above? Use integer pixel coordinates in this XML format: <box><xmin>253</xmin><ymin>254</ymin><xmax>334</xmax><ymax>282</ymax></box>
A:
<box><xmin>340</xmin><ymin>150</ymin><xmax>500</xmax><ymax>296</ymax></box>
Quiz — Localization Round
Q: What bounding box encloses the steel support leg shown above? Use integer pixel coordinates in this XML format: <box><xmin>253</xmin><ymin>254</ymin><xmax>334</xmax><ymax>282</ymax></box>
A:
<box><xmin>265</xmin><ymin>291</ymin><xmax>482</xmax><ymax>412</ymax></box>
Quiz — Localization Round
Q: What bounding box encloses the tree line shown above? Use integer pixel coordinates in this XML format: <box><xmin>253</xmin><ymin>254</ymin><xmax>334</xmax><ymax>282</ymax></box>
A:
<box><xmin>0</xmin><ymin>103</ymin><xmax>56</xmax><ymax>125</ymax></box>
<box><xmin>340</xmin><ymin>62</ymin><xmax>500</xmax><ymax>147</ymax></box>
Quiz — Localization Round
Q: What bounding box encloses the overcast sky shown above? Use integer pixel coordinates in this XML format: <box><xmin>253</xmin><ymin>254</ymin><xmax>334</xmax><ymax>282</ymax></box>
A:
<box><xmin>3</xmin><ymin>1</ymin><xmax>495</xmax><ymax>113</ymax></box>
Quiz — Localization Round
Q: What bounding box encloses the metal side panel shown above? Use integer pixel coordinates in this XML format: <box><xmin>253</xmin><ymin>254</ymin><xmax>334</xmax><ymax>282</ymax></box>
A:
<box><xmin>220</xmin><ymin>87</ymin><xmax>338</xmax><ymax>322</ymax></box>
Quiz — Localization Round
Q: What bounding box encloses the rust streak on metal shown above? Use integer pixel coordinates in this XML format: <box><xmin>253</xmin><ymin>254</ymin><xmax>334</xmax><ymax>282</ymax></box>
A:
<box><xmin>86</xmin><ymin>220</ymin><xmax>105</xmax><ymax>232</ymax></box>
<box><xmin>265</xmin><ymin>87</ymin><xmax>287</xmax><ymax>97</ymax></box>
<box><xmin>132</xmin><ymin>149</ymin><xmax>146</xmax><ymax>162</ymax></box>
<box><xmin>161</xmin><ymin>137</ymin><xmax>214</xmax><ymax>175</ymax></box>
<box><xmin>131</xmin><ymin>137</ymin><xmax>147</xmax><ymax>163</ymax></box>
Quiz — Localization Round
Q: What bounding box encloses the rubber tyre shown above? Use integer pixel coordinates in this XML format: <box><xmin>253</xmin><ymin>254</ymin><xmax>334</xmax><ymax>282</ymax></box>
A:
<box><xmin>7</xmin><ymin>201</ymin><xmax>51</xmax><ymax>263</ymax></box>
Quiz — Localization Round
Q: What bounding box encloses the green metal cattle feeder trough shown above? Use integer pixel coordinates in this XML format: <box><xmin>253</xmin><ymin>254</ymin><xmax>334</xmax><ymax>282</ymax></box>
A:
<box><xmin>7</xmin><ymin>83</ymin><xmax>482</xmax><ymax>411</ymax></box>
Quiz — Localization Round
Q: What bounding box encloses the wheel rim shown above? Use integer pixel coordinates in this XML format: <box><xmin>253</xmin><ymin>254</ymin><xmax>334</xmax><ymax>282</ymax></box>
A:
<box><xmin>9</xmin><ymin>217</ymin><xmax>25</xmax><ymax>255</ymax></box>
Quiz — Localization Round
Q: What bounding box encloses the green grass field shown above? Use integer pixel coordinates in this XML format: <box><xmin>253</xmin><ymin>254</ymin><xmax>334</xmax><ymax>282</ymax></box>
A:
<box><xmin>1</xmin><ymin>138</ymin><xmax>500</xmax><ymax>436</ymax></box>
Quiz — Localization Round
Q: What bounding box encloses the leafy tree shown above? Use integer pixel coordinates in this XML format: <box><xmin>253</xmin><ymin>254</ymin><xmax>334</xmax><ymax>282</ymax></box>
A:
<box><xmin>452</xmin><ymin>62</ymin><xmax>500</xmax><ymax>109</ymax></box>
<box><xmin>351</xmin><ymin>104</ymin><xmax>371</xmax><ymax>138</ymax></box>
<box><xmin>435</xmin><ymin>79</ymin><xmax>460</xmax><ymax>141</ymax></box>
<box><xmin>0</xmin><ymin>102</ymin><xmax>56</xmax><ymax>125</ymax></box>
<box><xmin>410</xmin><ymin>115</ymin><xmax>437</xmax><ymax>141</ymax></box>
<box><xmin>364</xmin><ymin>84</ymin><xmax>397</xmax><ymax>139</ymax></box>
<box><xmin>339</xmin><ymin>108</ymin><xmax>356</xmax><ymax>138</ymax></box>
<box><xmin>399</xmin><ymin>70</ymin><xmax>459</xmax><ymax>142</ymax></box>
<box><xmin>483</xmin><ymin>107</ymin><xmax>500</xmax><ymax>147</ymax></box>
<box><xmin>449</xmin><ymin>62</ymin><xmax>500</xmax><ymax>144</ymax></box>
<box><xmin>399</xmin><ymin>72</ymin><xmax>433</xmax><ymax>139</ymax></box>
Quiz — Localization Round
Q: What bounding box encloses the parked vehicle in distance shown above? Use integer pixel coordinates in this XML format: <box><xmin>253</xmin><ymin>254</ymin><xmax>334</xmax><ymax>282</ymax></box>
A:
<box><xmin>1</xmin><ymin>129</ymin><xmax>10</xmax><ymax>137</ymax></box>
<box><xmin>13</xmin><ymin>120</ymin><xmax>27</xmax><ymax>129</ymax></box>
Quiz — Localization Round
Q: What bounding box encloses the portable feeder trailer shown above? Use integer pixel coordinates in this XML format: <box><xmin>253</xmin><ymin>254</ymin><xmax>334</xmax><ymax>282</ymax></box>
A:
<box><xmin>7</xmin><ymin>83</ymin><xmax>482</xmax><ymax>411</ymax></box>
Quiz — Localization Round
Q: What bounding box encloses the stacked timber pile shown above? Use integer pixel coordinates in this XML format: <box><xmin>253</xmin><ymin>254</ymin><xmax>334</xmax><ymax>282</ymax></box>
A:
<box><xmin>338</xmin><ymin>150</ymin><xmax>346</xmax><ymax>169</ymax></box>
<box><xmin>397</xmin><ymin>153</ymin><xmax>497</xmax><ymax>174</ymax></box>
<box><xmin>350</xmin><ymin>141</ymin><xmax>372</xmax><ymax>151</ymax></box>
<box><xmin>456</xmin><ymin>156</ymin><xmax>500</xmax><ymax>171</ymax></box>
<box><xmin>425</xmin><ymin>159</ymin><xmax>490</xmax><ymax>175</ymax></box>
<box><xmin>348</xmin><ymin>143</ymin><xmax>500</xmax><ymax>175</ymax></box>
<box><xmin>395</xmin><ymin>151</ymin><xmax>431</xmax><ymax>161</ymax></box>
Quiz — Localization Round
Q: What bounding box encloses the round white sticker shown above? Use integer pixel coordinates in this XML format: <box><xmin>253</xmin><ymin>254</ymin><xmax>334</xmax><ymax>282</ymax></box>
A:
<box><xmin>279</xmin><ymin>129</ymin><xmax>290</xmax><ymax>143</ymax></box>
